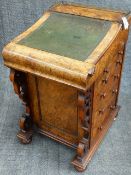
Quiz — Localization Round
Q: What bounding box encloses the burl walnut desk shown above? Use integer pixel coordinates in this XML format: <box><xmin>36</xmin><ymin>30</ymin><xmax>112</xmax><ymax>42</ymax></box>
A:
<box><xmin>2</xmin><ymin>3</ymin><xmax>131</xmax><ymax>172</ymax></box>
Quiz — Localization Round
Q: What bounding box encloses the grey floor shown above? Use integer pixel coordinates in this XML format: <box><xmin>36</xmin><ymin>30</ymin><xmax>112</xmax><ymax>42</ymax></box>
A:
<box><xmin>0</xmin><ymin>0</ymin><xmax>131</xmax><ymax>175</ymax></box>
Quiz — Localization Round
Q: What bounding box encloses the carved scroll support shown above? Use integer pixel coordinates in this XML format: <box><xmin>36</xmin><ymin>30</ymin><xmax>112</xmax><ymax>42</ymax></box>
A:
<box><xmin>10</xmin><ymin>69</ymin><xmax>33</xmax><ymax>144</ymax></box>
<box><xmin>72</xmin><ymin>87</ymin><xmax>93</xmax><ymax>172</ymax></box>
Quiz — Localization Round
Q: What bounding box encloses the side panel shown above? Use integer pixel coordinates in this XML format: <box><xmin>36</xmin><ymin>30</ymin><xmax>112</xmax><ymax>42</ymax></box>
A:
<box><xmin>27</xmin><ymin>75</ymin><xmax>79</xmax><ymax>146</ymax></box>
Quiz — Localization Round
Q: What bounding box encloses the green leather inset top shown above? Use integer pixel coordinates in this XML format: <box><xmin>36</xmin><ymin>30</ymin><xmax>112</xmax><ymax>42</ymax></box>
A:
<box><xmin>18</xmin><ymin>12</ymin><xmax>112</xmax><ymax>61</ymax></box>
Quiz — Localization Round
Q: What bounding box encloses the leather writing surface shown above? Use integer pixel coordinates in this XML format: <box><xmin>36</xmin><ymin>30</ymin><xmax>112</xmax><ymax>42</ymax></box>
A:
<box><xmin>19</xmin><ymin>12</ymin><xmax>111</xmax><ymax>61</ymax></box>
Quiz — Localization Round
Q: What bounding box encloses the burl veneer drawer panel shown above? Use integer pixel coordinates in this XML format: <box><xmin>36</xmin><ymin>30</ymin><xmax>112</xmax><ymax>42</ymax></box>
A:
<box><xmin>2</xmin><ymin>2</ymin><xmax>131</xmax><ymax>172</ymax></box>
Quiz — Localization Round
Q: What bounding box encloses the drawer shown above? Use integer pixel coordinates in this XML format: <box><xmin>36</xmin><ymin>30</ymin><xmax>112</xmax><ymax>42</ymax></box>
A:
<box><xmin>91</xmin><ymin>44</ymin><xmax>124</xmax><ymax>140</ymax></box>
<box><xmin>92</xmin><ymin>98</ymin><xmax>117</xmax><ymax>139</ymax></box>
<box><xmin>93</xmin><ymin>52</ymin><xmax>122</xmax><ymax>109</ymax></box>
<box><xmin>93</xmin><ymin>92</ymin><xmax>117</xmax><ymax>127</ymax></box>
<box><xmin>93</xmin><ymin>75</ymin><xmax>115</xmax><ymax>112</ymax></box>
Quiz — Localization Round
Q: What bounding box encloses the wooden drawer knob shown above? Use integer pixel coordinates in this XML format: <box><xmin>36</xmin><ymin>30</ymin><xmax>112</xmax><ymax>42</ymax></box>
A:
<box><xmin>102</xmin><ymin>78</ymin><xmax>108</xmax><ymax>84</ymax></box>
<box><xmin>99</xmin><ymin>108</ymin><xmax>105</xmax><ymax>114</ymax></box>
<box><xmin>114</xmin><ymin>74</ymin><xmax>120</xmax><ymax>79</ymax></box>
<box><xmin>98</xmin><ymin>126</ymin><xmax>103</xmax><ymax>131</ymax></box>
<box><xmin>112</xmin><ymin>89</ymin><xmax>118</xmax><ymax>94</ymax></box>
<box><xmin>100</xmin><ymin>92</ymin><xmax>106</xmax><ymax>98</ymax></box>
<box><xmin>118</xmin><ymin>50</ymin><xmax>124</xmax><ymax>55</ymax></box>
<box><xmin>104</xmin><ymin>68</ymin><xmax>109</xmax><ymax>73</ymax></box>
<box><xmin>110</xmin><ymin>105</ymin><xmax>116</xmax><ymax>110</ymax></box>
<box><xmin>116</xmin><ymin>59</ymin><xmax>122</xmax><ymax>65</ymax></box>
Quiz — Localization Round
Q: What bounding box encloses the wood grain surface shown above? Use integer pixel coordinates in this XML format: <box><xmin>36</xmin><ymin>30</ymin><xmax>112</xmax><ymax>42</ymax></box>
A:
<box><xmin>2</xmin><ymin>2</ymin><xmax>131</xmax><ymax>172</ymax></box>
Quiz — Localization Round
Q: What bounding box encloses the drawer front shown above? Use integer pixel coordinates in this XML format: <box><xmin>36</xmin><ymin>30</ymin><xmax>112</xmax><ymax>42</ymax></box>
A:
<box><xmin>91</xmin><ymin>98</ymin><xmax>116</xmax><ymax>139</ymax></box>
<box><xmin>93</xmin><ymin>54</ymin><xmax>121</xmax><ymax>111</ymax></box>
<box><xmin>91</xmin><ymin>44</ymin><xmax>124</xmax><ymax>140</ymax></box>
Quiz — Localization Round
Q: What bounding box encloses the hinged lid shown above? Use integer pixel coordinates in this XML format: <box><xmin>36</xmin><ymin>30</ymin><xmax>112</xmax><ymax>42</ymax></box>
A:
<box><xmin>2</xmin><ymin>3</ymin><xmax>131</xmax><ymax>90</ymax></box>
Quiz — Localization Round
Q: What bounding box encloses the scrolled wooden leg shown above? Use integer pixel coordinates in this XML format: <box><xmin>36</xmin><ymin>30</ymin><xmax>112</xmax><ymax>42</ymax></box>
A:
<box><xmin>19</xmin><ymin>113</ymin><xmax>33</xmax><ymax>131</ymax></box>
<box><xmin>10</xmin><ymin>68</ymin><xmax>33</xmax><ymax>144</ymax></box>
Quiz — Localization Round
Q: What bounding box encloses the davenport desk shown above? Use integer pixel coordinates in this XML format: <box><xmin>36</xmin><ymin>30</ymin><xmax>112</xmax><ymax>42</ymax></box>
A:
<box><xmin>2</xmin><ymin>3</ymin><xmax>131</xmax><ymax>172</ymax></box>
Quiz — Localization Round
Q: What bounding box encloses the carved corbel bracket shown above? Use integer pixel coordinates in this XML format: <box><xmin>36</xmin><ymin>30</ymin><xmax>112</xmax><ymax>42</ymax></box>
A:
<box><xmin>73</xmin><ymin>87</ymin><xmax>93</xmax><ymax>171</ymax></box>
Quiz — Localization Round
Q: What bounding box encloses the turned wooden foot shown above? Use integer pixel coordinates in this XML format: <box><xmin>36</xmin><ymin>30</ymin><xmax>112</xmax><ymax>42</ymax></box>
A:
<box><xmin>17</xmin><ymin>114</ymin><xmax>33</xmax><ymax>144</ymax></box>
<box><xmin>74</xmin><ymin>166</ymin><xmax>85</xmax><ymax>172</ymax></box>
<box><xmin>17</xmin><ymin>130</ymin><xmax>33</xmax><ymax>144</ymax></box>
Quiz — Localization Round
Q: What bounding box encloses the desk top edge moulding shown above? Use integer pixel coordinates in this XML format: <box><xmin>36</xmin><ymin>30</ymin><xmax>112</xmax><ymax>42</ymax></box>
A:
<box><xmin>2</xmin><ymin>2</ymin><xmax>131</xmax><ymax>172</ymax></box>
